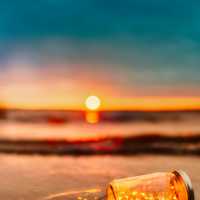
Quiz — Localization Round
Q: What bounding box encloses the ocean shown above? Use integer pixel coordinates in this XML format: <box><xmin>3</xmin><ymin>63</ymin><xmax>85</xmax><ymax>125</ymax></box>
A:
<box><xmin>0</xmin><ymin>110</ymin><xmax>200</xmax><ymax>154</ymax></box>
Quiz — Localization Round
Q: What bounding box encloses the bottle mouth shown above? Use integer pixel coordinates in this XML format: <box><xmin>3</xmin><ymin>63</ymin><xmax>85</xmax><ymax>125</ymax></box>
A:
<box><xmin>172</xmin><ymin>170</ymin><xmax>195</xmax><ymax>200</ymax></box>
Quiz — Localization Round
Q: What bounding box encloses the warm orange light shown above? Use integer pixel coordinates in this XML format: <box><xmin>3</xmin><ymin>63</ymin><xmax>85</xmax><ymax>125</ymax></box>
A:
<box><xmin>85</xmin><ymin>96</ymin><xmax>101</xmax><ymax>111</ymax></box>
<box><xmin>107</xmin><ymin>171</ymin><xmax>194</xmax><ymax>200</ymax></box>
<box><xmin>85</xmin><ymin>111</ymin><xmax>99</xmax><ymax>124</ymax></box>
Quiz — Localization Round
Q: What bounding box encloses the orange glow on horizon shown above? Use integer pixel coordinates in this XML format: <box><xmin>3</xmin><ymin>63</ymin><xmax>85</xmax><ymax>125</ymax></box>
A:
<box><xmin>2</xmin><ymin>97</ymin><xmax>200</xmax><ymax>111</ymax></box>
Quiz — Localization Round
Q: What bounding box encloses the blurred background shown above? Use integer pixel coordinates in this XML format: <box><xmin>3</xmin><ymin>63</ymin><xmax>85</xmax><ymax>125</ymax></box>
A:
<box><xmin>0</xmin><ymin>1</ymin><xmax>200</xmax><ymax>199</ymax></box>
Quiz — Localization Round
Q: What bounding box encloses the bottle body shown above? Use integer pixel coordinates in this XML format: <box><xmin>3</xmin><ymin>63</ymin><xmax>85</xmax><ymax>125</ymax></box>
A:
<box><xmin>107</xmin><ymin>170</ymin><xmax>194</xmax><ymax>200</ymax></box>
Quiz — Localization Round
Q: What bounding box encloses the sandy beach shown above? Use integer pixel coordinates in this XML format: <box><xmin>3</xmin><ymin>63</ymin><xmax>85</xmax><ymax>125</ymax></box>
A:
<box><xmin>0</xmin><ymin>154</ymin><xmax>199</xmax><ymax>200</ymax></box>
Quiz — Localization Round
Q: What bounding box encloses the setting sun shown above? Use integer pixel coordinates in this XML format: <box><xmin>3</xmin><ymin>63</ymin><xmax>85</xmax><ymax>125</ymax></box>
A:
<box><xmin>85</xmin><ymin>95</ymin><xmax>101</xmax><ymax>111</ymax></box>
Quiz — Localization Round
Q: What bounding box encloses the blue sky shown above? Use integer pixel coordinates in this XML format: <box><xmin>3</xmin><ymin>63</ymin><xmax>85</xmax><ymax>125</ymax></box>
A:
<box><xmin>0</xmin><ymin>0</ymin><xmax>200</xmax><ymax>108</ymax></box>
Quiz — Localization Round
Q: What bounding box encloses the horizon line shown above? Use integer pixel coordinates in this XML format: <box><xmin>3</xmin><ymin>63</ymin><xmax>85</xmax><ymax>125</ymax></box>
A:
<box><xmin>1</xmin><ymin>107</ymin><xmax>200</xmax><ymax>112</ymax></box>
<box><xmin>1</xmin><ymin>97</ymin><xmax>200</xmax><ymax>112</ymax></box>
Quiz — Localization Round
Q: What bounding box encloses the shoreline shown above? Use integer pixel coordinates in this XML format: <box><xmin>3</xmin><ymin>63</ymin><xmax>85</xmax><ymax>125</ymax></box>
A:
<box><xmin>0</xmin><ymin>134</ymin><xmax>200</xmax><ymax>155</ymax></box>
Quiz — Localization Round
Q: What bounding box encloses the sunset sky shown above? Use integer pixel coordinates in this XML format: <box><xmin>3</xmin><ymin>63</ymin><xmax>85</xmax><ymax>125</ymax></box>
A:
<box><xmin>0</xmin><ymin>1</ymin><xmax>200</xmax><ymax>110</ymax></box>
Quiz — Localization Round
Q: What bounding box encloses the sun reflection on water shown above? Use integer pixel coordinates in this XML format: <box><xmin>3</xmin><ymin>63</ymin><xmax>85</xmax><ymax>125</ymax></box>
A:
<box><xmin>85</xmin><ymin>111</ymin><xmax>99</xmax><ymax>124</ymax></box>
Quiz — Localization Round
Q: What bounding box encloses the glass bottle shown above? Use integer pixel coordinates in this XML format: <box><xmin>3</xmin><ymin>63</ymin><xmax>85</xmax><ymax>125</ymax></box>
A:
<box><xmin>107</xmin><ymin>170</ymin><xmax>194</xmax><ymax>200</ymax></box>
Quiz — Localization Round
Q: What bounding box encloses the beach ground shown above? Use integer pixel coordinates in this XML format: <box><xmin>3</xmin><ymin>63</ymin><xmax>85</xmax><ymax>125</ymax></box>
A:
<box><xmin>0</xmin><ymin>154</ymin><xmax>199</xmax><ymax>200</ymax></box>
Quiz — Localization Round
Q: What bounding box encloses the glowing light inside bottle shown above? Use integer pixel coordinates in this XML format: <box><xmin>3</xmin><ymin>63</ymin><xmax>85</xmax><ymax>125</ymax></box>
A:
<box><xmin>107</xmin><ymin>171</ymin><xmax>194</xmax><ymax>200</ymax></box>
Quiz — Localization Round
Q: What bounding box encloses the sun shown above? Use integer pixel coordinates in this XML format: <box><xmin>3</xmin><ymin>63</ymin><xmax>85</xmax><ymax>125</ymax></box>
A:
<box><xmin>85</xmin><ymin>95</ymin><xmax>101</xmax><ymax>111</ymax></box>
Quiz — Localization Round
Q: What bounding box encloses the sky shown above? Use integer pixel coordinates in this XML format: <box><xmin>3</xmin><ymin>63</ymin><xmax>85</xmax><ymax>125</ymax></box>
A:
<box><xmin>0</xmin><ymin>0</ymin><xmax>200</xmax><ymax>110</ymax></box>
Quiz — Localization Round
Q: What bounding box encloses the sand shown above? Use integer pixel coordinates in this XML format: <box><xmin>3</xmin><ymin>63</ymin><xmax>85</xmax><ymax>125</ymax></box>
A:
<box><xmin>0</xmin><ymin>154</ymin><xmax>199</xmax><ymax>200</ymax></box>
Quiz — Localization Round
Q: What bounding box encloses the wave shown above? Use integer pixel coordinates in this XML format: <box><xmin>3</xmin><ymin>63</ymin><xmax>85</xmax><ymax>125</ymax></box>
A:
<box><xmin>0</xmin><ymin>134</ymin><xmax>200</xmax><ymax>155</ymax></box>
<box><xmin>2</xmin><ymin>109</ymin><xmax>200</xmax><ymax>124</ymax></box>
